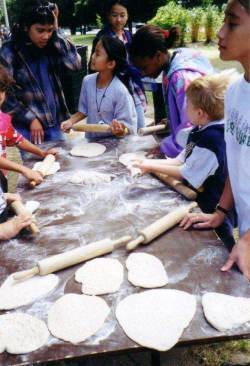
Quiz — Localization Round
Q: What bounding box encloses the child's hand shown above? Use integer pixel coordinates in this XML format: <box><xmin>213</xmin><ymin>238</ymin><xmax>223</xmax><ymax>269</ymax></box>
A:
<box><xmin>0</xmin><ymin>214</ymin><xmax>32</xmax><ymax>240</ymax></box>
<box><xmin>132</xmin><ymin>159</ymin><xmax>151</xmax><ymax>175</ymax></box>
<box><xmin>52</xmin><ymin>3</ymin><xmax>59</xmax><ymax>31</ymax></box>
<box><xmin>111</xmin><ymin>120</ymin><xmax>127</xmax><ymax>137</ymax></box>
<box><xmin>41</xmin><ymin>148</ymin><xmax>58</xmax><ymax>158</ymax></box>
<box><xmin>4</xmin><ymin>193</ymin><xmax>22</xmax><ymax>203</ymax></box>
<box><xmin>146</xmin><ymin>146</ymin><xmax>163</xmax><ymax>158</ymax></box>
<box><xmin>179</xmin><ymin>211</ymin><xmax>224</xmax><ymax>230</ymax></box>
<box><xmin>61</xmin><ymin>120</ymin><xmax>73</xmax><ymax>133</ymax></box>
<box><xmin>30</xmin><ymin>119</ymin><xmax>44</xmax><ymax>145</ymax></box>
<box><xmin>21</xmin><ymin>167</ymin><xmax>43</xmax><ymax>185</ymax></box>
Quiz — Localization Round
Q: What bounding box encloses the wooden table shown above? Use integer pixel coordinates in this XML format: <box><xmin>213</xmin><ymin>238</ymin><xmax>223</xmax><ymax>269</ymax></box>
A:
<box><xmin>0</xmin><ymin>136</ymin><xmax>250</xmax><ymax>366</ymax></box>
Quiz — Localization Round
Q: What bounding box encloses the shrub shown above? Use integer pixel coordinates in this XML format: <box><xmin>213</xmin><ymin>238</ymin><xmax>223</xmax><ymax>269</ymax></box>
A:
<box><xmin>148</xmin><ymin>1</ymin><xmax>190</xmax><ymax>46</ymax></box>
<box><xmin>189</xmin><ymin>7</ymin><xmax>204</xmax><ymax>43</ymax></box>
<box><xmin>204</xmin><ymin>4</ymin><xmax>221</xmax><ymax>43</ymax></box>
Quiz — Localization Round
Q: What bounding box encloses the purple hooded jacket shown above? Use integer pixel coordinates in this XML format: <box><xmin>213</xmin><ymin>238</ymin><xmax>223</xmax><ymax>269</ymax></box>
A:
<box><xmin>160</xmin><ymin>48</ymin><xmax>214</xmax><ymax>157</ymax></box>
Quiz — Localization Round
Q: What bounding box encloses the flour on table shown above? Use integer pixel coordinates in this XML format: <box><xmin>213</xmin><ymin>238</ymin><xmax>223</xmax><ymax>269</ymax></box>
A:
<box><xmin>0</xmin><ymin>274</ymin><xmax>59</xmax><ymax>310</ymax></box>
<box><xmin>25</xmin><ymin>200</ymin><xmax>40</xmax><ymax>214</ymax></box>
<box><xmin>116</xmin><ymin>289</ymin><xmax>196</xmax><ymax>351</ymax></box>
<box><xmin>75</xmin><ymin>258</ymin><xmax>124</xmax><ymax>295</ymax></box>
<box><xmin>126</xmin><ymin>253</ymin><xmax>168</xmax><ymax>288</ymax></box>
<box><xmin>48</xmin><ymin>293</ymin><xmax>110</xmax><ymax>344</ymax></box>
<box><xmin>33</xmin><ymin>161</ymin><xmax>60</xmax><ymax>175</ymax></box>
<box><xmin>70</xmin><ymin>143</ymin><xmax>106</xmax><ymax>157</ymax></box>
<box><xmin>202</xmin><ymin>292</ymin><xmax>250</xmax><ymax>331</ymax></box>
<box><xmin>0</xmin><ymin>313</ymin><xmax>49</xmax><ymax>354</ymax></box>
<box><xmin>70</xmin><ymin>170</ymin><xmax>112</xmax><ymax>185</ymax></box>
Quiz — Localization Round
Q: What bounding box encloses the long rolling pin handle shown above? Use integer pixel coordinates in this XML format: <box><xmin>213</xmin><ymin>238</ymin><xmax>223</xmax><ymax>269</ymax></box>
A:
<box><xmin>29</xmin><ymin>221</ymin><xmax>40</xmax><ymax>235</ymax></box>
<box><xmin>126</xmin><ymin>235</ymin><xmax>144</xmax><ymax>251</ymax></box>
<box><xmin>12</xmin><ymin>266</ymin><xmax>39</xmax><ymax>282</ymax></box>
<box><xmin>112</xmin><ymin>235</ymin><xmax>132</xmax><ymax>250</ymax></box>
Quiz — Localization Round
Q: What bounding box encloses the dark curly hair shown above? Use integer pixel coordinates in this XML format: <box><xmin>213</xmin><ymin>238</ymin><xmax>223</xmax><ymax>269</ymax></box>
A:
<box><xmin>11</xmin><ymin>0</ymin><xmax>55</xmax><ymax>44</ymax></box>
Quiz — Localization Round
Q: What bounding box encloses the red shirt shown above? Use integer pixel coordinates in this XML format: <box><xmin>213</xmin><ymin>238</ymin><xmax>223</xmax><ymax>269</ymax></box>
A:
<box><xmin>0</xmin><ymin>111</ymin><xmax>24</xmax><ymax>176</ymax></box>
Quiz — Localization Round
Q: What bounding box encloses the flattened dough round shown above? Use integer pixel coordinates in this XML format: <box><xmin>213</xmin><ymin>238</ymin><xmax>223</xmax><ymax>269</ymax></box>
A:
<box><xmin>33</xmin><ymin>161</ymin><xmax>60</xmax><ymax>175</ymax></box>
<box><xmin>116</xmin><ymin>289</ymin><xmax>196</xmax><ymax>351</ymax></box>
<box><xmin>70</xmin><ymin>170</ymin><xmax>112</xmax><ymax>185</ymax></box>
<box><xmin>119</xmin><ymin>151</ymin><xmax>147</xmax><ymax>166</ymax></box>
<box><xmin>48</xmin><ymin>294</ymin><xmax>110</xmax><ymax>344</ymax></box>
<box><xmin>70</xmin><ymin>143</ymin><xmax>106</xmax><ymax>157</ymax></box>
<box><xmin>75</xmin><ymin>258</ymin><xmax>124</xmax><ymax>295</ymax></box>
<box><xmin>0</xmin><ymin>313</ymin><xmax>49</xmax><ymax>354</ymax></box>
<box><xmin>0</xmin><ymin>274</ymin><xmax>59</xmax><ymax>310</ymax></box>
<box><xmin>202</xmin><ymin>292</ymin><xmax>250</xmax><ymax>331</ymax></box>
<box><xmin>126</xmin><ymin>253</ymin><xmax>168</xmax><ymax>288</ymax></box>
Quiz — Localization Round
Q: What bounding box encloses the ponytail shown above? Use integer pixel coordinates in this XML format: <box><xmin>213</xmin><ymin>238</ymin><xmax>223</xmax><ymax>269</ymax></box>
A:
<box><xmin>129</xmin><ymin>25</ymin><xmax>180</xmax><ymax>61</ymax></box>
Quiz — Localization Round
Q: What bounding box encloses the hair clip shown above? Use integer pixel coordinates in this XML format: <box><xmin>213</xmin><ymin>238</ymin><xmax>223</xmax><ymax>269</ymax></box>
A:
<box><xmin>162</xmin><ymin>30</ymin><xmax>170</xmax><ymax>39</ymax></box>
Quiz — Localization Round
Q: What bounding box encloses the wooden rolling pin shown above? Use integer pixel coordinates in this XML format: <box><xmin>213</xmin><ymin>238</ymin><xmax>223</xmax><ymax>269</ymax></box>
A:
<box><xmin>72</xmin><ymin>122</ymin><xmax>129</xmax><ymax>136</ymax></box>
<box><xmin>10</xmin><ymin>200</ymin><xmax>40</xmax><ymax>235</ymax></box>
<box><xmin>153</xmin><ymin>172</ymin><xmax>197</xmax><ymax>201</ymax></box>
<box><xmin>30</xmin><ymin>154</ymin><xmax>55</xmax><ymax>187</ymax></box>
<box><xmin>138</xmin><ymin>124</ymin><xmax>167</xmax><ymax>136</ymax></box>
<box><xmin>126</xmin><ymin>202</ymin><xmax>197</xmax><ymax>251</ymax></box>
<box><xmin>72</xmin><ymin>123</ymin><xmax>111</xmax><ymax>133</ymax></box>
<box><xmin>12</xmin><ymin>235</ymin><xmax>131</xmax><ymax>281</ymax></box>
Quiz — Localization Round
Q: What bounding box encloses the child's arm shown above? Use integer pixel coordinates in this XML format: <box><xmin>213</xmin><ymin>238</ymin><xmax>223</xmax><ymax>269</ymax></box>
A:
<box><xmin>133</xmin><ymin>159</ymin><xmax>183</xmax><ymax>180</ymax></box>
<box><xmin>61</xmin><ymin>112</ymin><xmax>86</xmax><ymax>132</ymax></box>
<box><xmin>3</xmin><ymin>193</ymin><xmax>21</xmax><ymax>204</ymax></box>
<box><xmin>0</xmin><ymin>157</ymin><xmax>43</xmax><ymax>184</ymax></box>
<box><xmin>17</xmin><ymin>139</ymin><xmax>57</xmax><ymax>158</ymax></box>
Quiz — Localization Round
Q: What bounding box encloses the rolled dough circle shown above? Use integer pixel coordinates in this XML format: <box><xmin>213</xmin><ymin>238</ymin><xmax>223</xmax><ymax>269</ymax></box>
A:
<box><xmin>48</xmin><ymin>293</ymin><xmax>110</xmax><ymax>344</ymax></box>
<box><xmin>70</xmin><ymin>143</ymin><xmax>106</xmax><ymax>157</ymax></box>
<box><xmin>0</xmin><ymin>274</ymin><xmax>59</xmax><ymax>310</ymax></box>
<box><xmin>116</xmin><ymin>289</ymin><xmax>196</xmax><ymax>351</ymax></box>
<box><xmin>202</xmin><ymin>292</ymin><xmax>250</xmax><ymax>331</ymax></box>
<box><xmin>126</xmin><ymin>252</ymin><xmax>168</xmax><ymax>288</ymax></box>
<box><xmin>33</xmin><ymin>161</ymin><xmax>60</xmax><ymax>175</ymax></box>
<box><xmin>75</xmin><ymin>258</ymin><xmax>124</xmax><ymax>295</ymax></box>
<box><xmin>0</xmin><ymin>313</ymin><xmax>49</xmax><ymax>354</ymax></box>
<box><xmin>118</xmin><ymin>151</ymin><xmax>147</xmax><ymax>166</ymax></box>
<box><xmin>70</xmin><ymin>170</ymin><xmax>112</xmax><ymax>185</ymax></box>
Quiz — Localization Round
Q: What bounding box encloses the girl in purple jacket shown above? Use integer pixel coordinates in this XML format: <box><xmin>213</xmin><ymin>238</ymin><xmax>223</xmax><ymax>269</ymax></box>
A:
<box><xmin>129</xmin><ymin>25</ymin><xmax>214</xmax><ymax>157</ymax></box>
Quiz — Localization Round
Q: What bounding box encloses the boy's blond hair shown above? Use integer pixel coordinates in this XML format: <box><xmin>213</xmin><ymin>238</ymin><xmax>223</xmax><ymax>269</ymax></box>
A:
<box><xmin>186</xmin><ymin>70</ymin><xmax>237</xmax><ymax>121</ymax></box>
